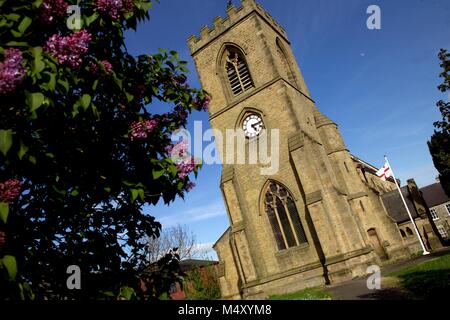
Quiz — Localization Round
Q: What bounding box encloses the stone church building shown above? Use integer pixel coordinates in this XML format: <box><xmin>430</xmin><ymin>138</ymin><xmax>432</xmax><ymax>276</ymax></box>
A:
<box><xmin>187</xmin><ymin>0</ymin><xmax>421</xmax><ymax>299</ymax></box>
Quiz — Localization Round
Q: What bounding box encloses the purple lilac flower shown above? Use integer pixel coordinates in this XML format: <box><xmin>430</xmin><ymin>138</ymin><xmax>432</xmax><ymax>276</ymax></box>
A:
<box><xmin>186</xmin><ymin>181</ymin><xmax>196</xmax><ymax>191</ymax></box>
<box><xmin>143</xmin><ymin>119</ymin><xmax>159</xmax><ymax>132</ymax></box>
<box><xmin>0</xmin><ymin>179</ymin><xmax>22</xmax><ymax>203</ymax></box>
<box><xmin>0</xmin><ymin>49</ymin><xmax>26</xmax><ymax>94</ymax></box>
<box><xmin>101</xmin><ymin>60</ymin><xmax>113</xmax><ymax>74</ymax></box>
<box><xmin>130</xmin><ymin>122</ymin><xmax>147</xmax><ymax>140</ymax></box>
<box><xmin>96</xmin><ymin>0</ymin><xmax>135</xmax><ymax>20</ymax></box>
<box><xmin>0</xmin><ymin>231</ymin><xmax>5</xmax><ymax>247</ymax></box>
<box><xmin>39</xmin><ymin>0</ymin><xmax>69</xmax><ymax>25</ymax></box>
<box><xmin>201</xmin><ymin>95</ymin><xmax>211</xmax><ymax>111</ymax></box>
<box><xmin>176</xmin><ymin>157</ymin><xmax>196</xmax><ymax>179</ymax></box>
<box><xmin>130</xmin><ymin>119</ymin><xmax>159</xmax><ymax>141</ymax></box>
<box><xmin>174</xmin><ymin>105</ymin><xmax>188</xmax><ymax>121</ymax></box>
<box><xmin>90</xmin><ymin>60</ymin><xmax>113</xmax><ymax>75</ymax></box>
<box><xmin>165</xmin><ymin>140</ymin><xmax>188</xmax><ymax>159</ymax></box>
<box><xmin>45</xmin><ymin>30</ymin><xmax>92</xmax><ymax>68</ymax></box>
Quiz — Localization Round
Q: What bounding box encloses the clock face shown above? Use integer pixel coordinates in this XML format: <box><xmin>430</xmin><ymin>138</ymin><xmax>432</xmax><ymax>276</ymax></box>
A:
<box><xmin>243</xmin><ymin>114</ymin><xmax>264</xmax><ymax>138</ymax></box>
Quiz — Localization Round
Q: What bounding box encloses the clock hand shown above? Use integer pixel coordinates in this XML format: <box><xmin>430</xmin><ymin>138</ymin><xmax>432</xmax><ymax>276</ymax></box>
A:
<box><xmin>251</xmin><ymin>121</ymin><xmax>262</xmax><ymax>130</ymax></box>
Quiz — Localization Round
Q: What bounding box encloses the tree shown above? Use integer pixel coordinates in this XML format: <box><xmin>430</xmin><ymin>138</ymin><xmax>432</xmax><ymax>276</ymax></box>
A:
<box><xmin>428</xmin><ymin>49</ymin><xmax>450</xmax><ymax>196</ymax></box>
<box><xmin>0</xmin><ymin>0</ymin><xmax>209</xmax><ymax>300</ymax></box>
<box><xmin>144</xmin><ymin>224</ymin><xmax>198</xmax><ymax>264</ymax></box>
<box><xmin>183</xmin><ymin>265</ymin><xmax>221</xmax><ymax>300</ymax></box>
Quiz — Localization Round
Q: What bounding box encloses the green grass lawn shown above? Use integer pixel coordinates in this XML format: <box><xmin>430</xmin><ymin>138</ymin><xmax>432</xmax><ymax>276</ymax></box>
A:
<box><xmin>268</xmin><ymin>287</ymin><xmax>332</xmax><ymax>300</ymax></box>
<box><xmin>388</xmin><ymin>253</ymin><xmax>450</xmax><ymax>299</ymax></box>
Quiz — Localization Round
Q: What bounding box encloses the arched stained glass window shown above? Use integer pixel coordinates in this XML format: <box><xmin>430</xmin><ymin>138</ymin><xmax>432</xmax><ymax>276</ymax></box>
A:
<box><xmin>264</xmin><ymin>181</ymin><xmax>308</xmax><ymax>250</ymax></box>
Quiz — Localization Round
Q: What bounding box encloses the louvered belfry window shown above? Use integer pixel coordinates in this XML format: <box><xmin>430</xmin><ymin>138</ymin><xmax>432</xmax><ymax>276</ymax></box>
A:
<box><xmin>264</xmin><ymin>181</ymin><xmax>308</xmax><ymax>250</ymax></box>
<box><xmin>225</xmin><ymin>49</ymin><xmax>254</xmax><ymax>96</ymax></box>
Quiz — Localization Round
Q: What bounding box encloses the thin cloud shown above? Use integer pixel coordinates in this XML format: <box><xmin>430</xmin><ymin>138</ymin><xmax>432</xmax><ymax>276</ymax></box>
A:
<box><xmin>158</xmin><ymin>201</ymin><xmax>227</xmax><ymax>227</ymax></box>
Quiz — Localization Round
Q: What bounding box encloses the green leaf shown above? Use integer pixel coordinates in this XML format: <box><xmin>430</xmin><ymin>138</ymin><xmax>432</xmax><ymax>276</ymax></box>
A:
<box><xmin>92</xmin><ymin>79</ymin><xmax>98</xmax><ymax>91</ymax></box>
<box><xmin>0</xmin><ymin>202</ymin><xmax>9</xmax><ymax>224</ymax></box>
<box><xmin>131</xmin><ymin>189</ymin><xmax>140</xmax><ymax>203</ymax></box>
<box><xmin>26</xmin><ymin>92</ymin><xmax>45</xmax><ymax>112</ymax></box>
<box><xmin>113</xmin><ymin>76</ymin><xmax>122</xmax><ymax>89</ymax></box>
<box><xmin>130</xmin><ymin>188</ymin><xmax>145</xmax><ymax>203</ymax></box>
<box><xmin>32</xmin><ymin>0</ymin><xmax>43</xmax><ymax>8</ymax></box>
<box><xmin>100</xmin><ymin>290</ymin><xmax>115</xmax><ymax>298</ymax></box>
<box><xmin>85</xmin><ymin>12</ymin><xmax>99</xmax><ymax>26</ymax></box>
<box><xmin>10</xmin><ymin>29</ymin><xmax>21</xmax><ymax>37</ymax></box>
<box><xmin>80</xmin><ymin>94</ymin><xmax>91</xmax><ymax>110</ymax></box>
<box><xmin>141</xmin><ymin>0</ymin><xmax>152</xmax><ymax>11</ymax></box>
<box><xmin>22</xmin><ymin>282</ymin><xmax>35</xmax><ymax>300</ymax></box>
<box><xmin>152</xmin><ymin>169</ymin><xmax>165</xmax><ymax>179</ymax></box>
<box><xmin>125</xmin><ymin>92</ymin><xmax>134</xmax><ymax>102</ymax></box>
<box><xmin>5</xmin><ymin>41</ymin><xmax>28</xmax><ymax>46</ymax></box>
<box><xmin>18</xmin><ymin>283</ymin><xmax>25</xmax><ymax>300</ymax></box>
<box><xmin>18</xmin><ymin>16</ymin><xmax>32</xmax><ymax>34</ymax></box>
<box><xmin>31</xmin><ymin>47</ymin><xmax>45</xmax><ymax>75</ymax></box>
<box><xmin>6</xmin><ymin>13</ymin><xmax>20</xmax><ymax>22</ymax></box>
<box><xmin>45</xmin><ymin>72</ymin><xmax>56</xmax><ymax>91</ymax></box>
<box><xmin>0</xmin><ymin>129</ymin><xmax>13</xmax><ymax>156</ymax></box>
<box><xmin>18</xmin><ymin>141</ymin><xmax>28</xmax><ymax>160</ymax></box>
<box><xmin>57</xmin><ymin>78</ymin><xmax>69</xmax><ymax>93</ymax></box>
<box><xmin>119</xmin><ymin>286</ymin><xmax>136</xmax><ymax>300</ymax></box>
<box><xmin>1</xmin><ymin>255</ymin><xmax>17</xmax><ymax>280</ymax></box>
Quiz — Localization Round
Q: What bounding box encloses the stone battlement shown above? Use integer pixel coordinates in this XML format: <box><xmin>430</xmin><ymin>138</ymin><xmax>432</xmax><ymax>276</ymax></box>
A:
<box><xmin>188</xmin><ymin>0</ymin><xmax>288</xmax><ymax>55</ymax></box>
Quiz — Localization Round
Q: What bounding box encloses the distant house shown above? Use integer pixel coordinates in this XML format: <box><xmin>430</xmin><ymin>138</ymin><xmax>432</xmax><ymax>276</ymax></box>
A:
<box><xmin>421</xmin><ymin>182</ymin><xmax>450</xmax><ymax>243</ymax></box>
<box><xmin>381</xmin><ymin>179</ymin><xmax>443</xmax><ymax>253</ymax></box>
<box><xmin>169</xmin><ymin>259</ymin><xmax>219</xmax><ymax>300</ymax></box>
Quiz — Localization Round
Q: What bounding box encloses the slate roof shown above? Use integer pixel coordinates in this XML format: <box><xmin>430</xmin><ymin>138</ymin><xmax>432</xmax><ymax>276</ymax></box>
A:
<box><xmin>420</xmin><ymin>183</ymin><xmax>450</xmax><ymax>208</ymax></box>
<box><xmin>381</xmin><ymin>186</ymin><xmax>419</xmax><ymax>223</ymax></box>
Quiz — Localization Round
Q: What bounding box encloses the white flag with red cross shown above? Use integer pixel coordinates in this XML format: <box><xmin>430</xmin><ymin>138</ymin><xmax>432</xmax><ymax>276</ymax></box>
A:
<box><xmin>376</xmin><ymin>162</ymin><xmax>392</xmax><ymax>181</ymax></box>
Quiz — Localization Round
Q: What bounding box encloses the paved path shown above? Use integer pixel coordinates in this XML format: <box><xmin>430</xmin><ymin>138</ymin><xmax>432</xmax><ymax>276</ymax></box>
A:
<box><xmin>324</xmin><ymin>248</ymin><xmax>450</xmax><ymax>300</ymax></box>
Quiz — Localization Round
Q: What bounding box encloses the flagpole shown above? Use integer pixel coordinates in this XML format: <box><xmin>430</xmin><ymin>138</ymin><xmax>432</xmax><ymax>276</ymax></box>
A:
<box><xmin>384</xmin><ymin>155</ymin><xmax>430</xmax><ymax>255</ymax></box>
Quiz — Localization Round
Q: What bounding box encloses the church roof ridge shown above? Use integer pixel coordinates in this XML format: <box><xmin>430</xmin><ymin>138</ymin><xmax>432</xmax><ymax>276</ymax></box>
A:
<box><xmin>187</xmin><ymin>0</ymin><xmax>288</xmax><ymax>55</ymax></box>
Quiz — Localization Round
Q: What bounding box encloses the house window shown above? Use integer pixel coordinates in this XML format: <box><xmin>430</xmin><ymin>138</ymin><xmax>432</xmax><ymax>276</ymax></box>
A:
<box><xmin>430</xmin><ymin>208</ymin><xmax>439</xmax><ymax>220</ymax></box>
<box><xmin>225</xmin><ymin>48</ymin><xmax>254</xmax><ymax>96</ymax></box>
<box><xmin>264</xmin><ymin>181</ymin><xmax>307</xmax><ymax>250</ymax></box>
<box><xmin>445</xmin><ymin>203</ymin><xmax>450</xmax><ymax>216</ymax></box>
<box><xmin>406</xmin><ymin>227</ymin><xmax>413</xmax><ymax>236</ymax></box>
<box><xmin>400</xmin><ymin>229</ymin><xmax>406</xmax><ymax>238</ymax></box>
<box><xmin>437</xmin><ymin>225</ymin><xmax>449</xmax><ymax>239</ymax></box>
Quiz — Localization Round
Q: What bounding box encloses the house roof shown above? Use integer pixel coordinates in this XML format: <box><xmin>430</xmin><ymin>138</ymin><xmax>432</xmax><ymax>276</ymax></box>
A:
<box><xmin>381</xmin><ymin>186</ymin><xmax>419</xmax><ymax>223</ymax></box>
<box><xmin>420</xmin><ymin>183</ymin><xmax>450</xmax><ymax>208</ymax></box>
<box><xmin>179</xmin><ymin>259</ymin><xmax>218</xmax><ymax>272</ymax></box>
<box><xmin>350</xmin><ymin>154</ymin><xmax>379</xmax><ymax>173</ymax></box>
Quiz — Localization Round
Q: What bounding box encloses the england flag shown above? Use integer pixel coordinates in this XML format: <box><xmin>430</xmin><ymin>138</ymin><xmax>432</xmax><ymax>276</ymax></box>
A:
<box><xmin>376</xmin><ymin>162</ymin><xmax>392</xmax><ymax>181</ymax></box>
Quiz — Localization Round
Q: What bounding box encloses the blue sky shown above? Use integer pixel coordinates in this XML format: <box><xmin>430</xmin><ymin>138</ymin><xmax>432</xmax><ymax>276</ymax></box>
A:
<box><xmin>124</xmin><ymin>0</ymin><xmax>450</xmax><ymax>258</ymax></box>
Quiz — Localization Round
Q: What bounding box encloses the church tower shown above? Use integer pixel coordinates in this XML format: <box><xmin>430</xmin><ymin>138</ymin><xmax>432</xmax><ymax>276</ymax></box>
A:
<box><xmin>188</xmin><ymin>0</ymin><xmax>409</xmax><ymax>299</ymax></box>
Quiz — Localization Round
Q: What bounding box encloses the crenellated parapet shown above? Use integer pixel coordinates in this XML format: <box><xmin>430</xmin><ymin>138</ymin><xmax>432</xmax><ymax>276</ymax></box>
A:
<box><xmin>188</xmin><ymin>0</ymin><xmax>288</xmax><ymax>55</ymax></box>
